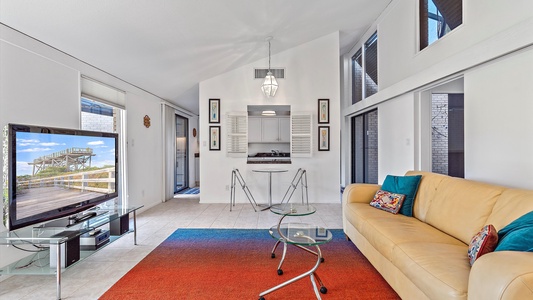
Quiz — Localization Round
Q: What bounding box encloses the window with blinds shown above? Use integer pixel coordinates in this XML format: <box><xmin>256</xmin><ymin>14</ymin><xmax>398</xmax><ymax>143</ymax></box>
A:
<box><xmin>226</xmin><ymin>112</ymin><xmax>248</xmax><ymax>157</ymax></box>
<box><xmin>291</xmin><ymin>113</ymin><xmax>312</xmax><ymax>157</ymax></box>
<box><xmin>351</xmin><ymin>32</ymin><xmax>378</xmax><ymax>104</ymax></box>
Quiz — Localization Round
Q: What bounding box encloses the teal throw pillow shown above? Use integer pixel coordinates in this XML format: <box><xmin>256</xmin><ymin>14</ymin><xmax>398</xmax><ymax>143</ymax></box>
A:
<box><xmin>381</xmin><ymin>175</ymin><xmax>422</xmax><ymax>217</ymax></box>
<box><xmin>495</xmin><ymin>211</ymin><xmax>533</xmax><ymax>252</ymax></box>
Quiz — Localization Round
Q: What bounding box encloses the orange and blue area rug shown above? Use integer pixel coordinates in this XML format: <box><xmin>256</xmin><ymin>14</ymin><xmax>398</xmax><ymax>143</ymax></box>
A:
<box><xmin>101</xmin><ymin>229</ymin><xmax>399</xmax><ymax>299</ymax></box>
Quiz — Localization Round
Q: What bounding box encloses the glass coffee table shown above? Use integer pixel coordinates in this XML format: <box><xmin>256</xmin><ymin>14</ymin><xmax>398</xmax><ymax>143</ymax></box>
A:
<box><xmin>259</xmin><ymin>204</ymin><xmax>333</xmax><ymax>300</ymax></box>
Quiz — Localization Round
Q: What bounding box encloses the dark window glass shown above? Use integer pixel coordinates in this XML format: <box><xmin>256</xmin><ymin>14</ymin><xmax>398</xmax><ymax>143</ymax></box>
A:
<box><xmin>352</xmin><ymin>32</ymin><xmax>378</xmax><ymax>103</ymax></box>
<box><xmin>351</xmin><ymin>49</ymin><xmax>363</xmax><ymax>104</ymax></box>
<box><xmin>351</xmin><ymin>109</ymin><xmax>378</xmax><ymax>184</ymax></box>
<box><xmin>420</xmin><ymin>0</ymin><xmax>462</xmax><ymax>50</ymax></box>
<box><xmin>364</xmin><ymin>33</ymin><xmax>378</xmax><ymax>98</ymax></box>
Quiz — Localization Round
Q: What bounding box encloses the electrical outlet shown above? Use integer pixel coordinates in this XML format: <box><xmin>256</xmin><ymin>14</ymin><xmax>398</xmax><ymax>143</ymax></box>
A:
<box><xmin>225</xmin><ymin>185</ymin><xmax>229</xmax><ymax>191</ymax></box>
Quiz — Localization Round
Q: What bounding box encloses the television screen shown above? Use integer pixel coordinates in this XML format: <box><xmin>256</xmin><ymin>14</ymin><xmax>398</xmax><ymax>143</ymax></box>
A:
<box><xmin>3</xmin><ymin>124</ymin><xmax>119</xmax><ymax>230</ymax></box>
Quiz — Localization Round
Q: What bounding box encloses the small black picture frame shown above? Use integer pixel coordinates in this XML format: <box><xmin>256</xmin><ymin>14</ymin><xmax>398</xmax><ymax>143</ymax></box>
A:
<box><xmin>209</xmin><ymin>126</ymin><xmax>221</xmax><ymax>151</ymax></box>
<box><xmin>318</xmin><ymin>126</ymin><xmax>330</xmax><ymax>151</ymax></box>
<box><xmin>209</xmin><ymin>99</ymin><xmax>220</xmax><ymax>124</ymax></box>
<box><xmin>318</xmin><ymin>99</ymin><xmax>329</xmax><ymax>124</ymax></box>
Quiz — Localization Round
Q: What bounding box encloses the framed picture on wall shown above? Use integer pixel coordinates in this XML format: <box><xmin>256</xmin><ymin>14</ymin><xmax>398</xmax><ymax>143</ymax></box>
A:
<box><xmin>318</xmin><ymin>99</ymin><xmax>329</xmax><ymax>124</ymax></box>
<box><xmin>318</xmin><ymin>126</ymin><xmax>330</xmax><ymax>151</ymax></box>
<box><xmin>209</xmin><ymin>98</ymin><xmax>220</xmax><ymax>123</ymax></box>
<box><xmin>209</xmin><ymin>126</ymin><xmax>221</xmax><ymax>151</ymax></box>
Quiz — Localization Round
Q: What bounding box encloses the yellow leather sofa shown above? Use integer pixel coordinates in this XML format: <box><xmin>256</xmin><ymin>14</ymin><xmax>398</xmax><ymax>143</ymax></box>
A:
<box><xmin>342</xmin><ymin>171</ymin><xmax>533</xmax><ymax>300</ymax></box>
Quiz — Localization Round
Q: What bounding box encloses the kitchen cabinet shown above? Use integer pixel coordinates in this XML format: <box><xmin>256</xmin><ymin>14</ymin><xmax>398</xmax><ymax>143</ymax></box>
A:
<box><xmin>248</xmin><ymin>117</ymin><xmax>262</xmax><ymax>143</ymax></box>
<box><xmin>248</xmin><ymin>116</ymin><xmax>289</xmax><ymax>143</ymax></box>
<box><xmin>279</xmin><ymin>117</ymin><xmax>290</xmax><ymax>142</ymax></box>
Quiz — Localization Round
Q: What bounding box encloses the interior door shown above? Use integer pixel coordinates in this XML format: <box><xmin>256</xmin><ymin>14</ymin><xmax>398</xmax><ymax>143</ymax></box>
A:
<box><xmin>175</xmin><ymin>115</ymin><xmax>188</xmax><ymax>193</ymax></box>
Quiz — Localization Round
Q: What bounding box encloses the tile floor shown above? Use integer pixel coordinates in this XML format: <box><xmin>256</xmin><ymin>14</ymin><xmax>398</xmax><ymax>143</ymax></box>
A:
<box><xmin>0</xmin><ymin>196</ymin><xmax>343</xmax><ymax>299</ymax></box>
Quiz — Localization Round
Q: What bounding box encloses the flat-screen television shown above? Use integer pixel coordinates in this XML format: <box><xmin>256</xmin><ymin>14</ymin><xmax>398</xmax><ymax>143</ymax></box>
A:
<box><xmin>2</xmin><ymin>123</ymin><xmax>119</xmax><ymax>231</ymax></box>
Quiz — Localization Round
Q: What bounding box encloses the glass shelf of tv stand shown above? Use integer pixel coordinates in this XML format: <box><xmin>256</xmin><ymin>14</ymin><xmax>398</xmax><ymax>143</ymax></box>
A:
<box><xmin>0</xmin><ymin>205</ymin><xmax>143</xmax><ymax>276</ymax></box>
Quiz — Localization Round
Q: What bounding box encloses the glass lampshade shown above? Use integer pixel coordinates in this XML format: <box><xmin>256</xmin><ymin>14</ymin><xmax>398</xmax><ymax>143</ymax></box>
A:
<box><xmin>261</xmin><ymin>72</ymin><xmax>278</xmax><ymax>97</ymax></box>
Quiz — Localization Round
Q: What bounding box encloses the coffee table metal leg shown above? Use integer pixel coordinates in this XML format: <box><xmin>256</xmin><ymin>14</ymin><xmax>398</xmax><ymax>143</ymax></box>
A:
<box><xmin>310</xmin><ymin>273</ymin><xmax>321</xmax><ymax>300</ymax></box>
<box><xmin>259</xmin><ymin>244</ymin><xmax>325</xmax><ymax>300</ymax></box>
<box><xmin>270</xmin><ymin>240</ymin><xmax>280</xmax><ymax>258</ymax></box>
<box><xmin>277</xmin><ymin>242</ymin><xmax>288</xmax><ymax>274</ymax></box>
<box><xmin>268</xmin><ymin>172</ymin><xmax>273</xmax><ymax>207</ymax></box>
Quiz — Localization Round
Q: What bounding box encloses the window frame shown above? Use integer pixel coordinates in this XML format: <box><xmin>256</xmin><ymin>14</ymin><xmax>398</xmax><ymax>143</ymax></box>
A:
<box><xmin>419</xmin><ymin>0</ymin><xmax>463</xmax><ymax>50</ymax></box>
<box><xmin>351</xmin><ymin>31</ymin><xmax>378</xmax><ymax>104</ymax></box>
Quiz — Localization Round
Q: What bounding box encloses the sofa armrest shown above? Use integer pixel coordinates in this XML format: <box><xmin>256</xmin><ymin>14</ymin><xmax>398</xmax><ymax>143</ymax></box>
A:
<box><xmin>468</xmin><ymin>251</ymin><xmax>533</xmax><ymax>300</ymax></box>
<box><xmin>342</xmin><ymin>183</ymin><xmax>381</xmax><ymax>205</ymax></box>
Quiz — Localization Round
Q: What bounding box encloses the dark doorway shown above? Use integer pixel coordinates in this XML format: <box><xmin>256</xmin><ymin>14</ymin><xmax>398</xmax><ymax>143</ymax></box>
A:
<box><xmin>351</xmin><ymin>109</ymin><xmax>378</xmax><ymax>184</ymax></box>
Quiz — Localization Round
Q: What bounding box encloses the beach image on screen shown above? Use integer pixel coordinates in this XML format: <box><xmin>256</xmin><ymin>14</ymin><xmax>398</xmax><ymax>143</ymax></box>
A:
<box><xmin>15</xmin><ymin>131</ymin><xmax>116</xmax><ymax>219</ymax></box>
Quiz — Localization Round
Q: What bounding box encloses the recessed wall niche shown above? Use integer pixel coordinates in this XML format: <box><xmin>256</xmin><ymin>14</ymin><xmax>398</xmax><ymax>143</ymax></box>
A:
<box><xmin>247</xmin><ymin>105</ymin><xmax>291</xmax><ymax>155</ymax></box>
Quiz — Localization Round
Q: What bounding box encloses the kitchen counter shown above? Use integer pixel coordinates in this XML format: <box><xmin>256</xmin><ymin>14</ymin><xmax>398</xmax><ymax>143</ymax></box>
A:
<box><xmin>247</xmin><ymin>160</ymin><xmax>291</xmax><ymax>164</ymax></box>
<box><xmin>247</xmin><ymin>152</ymin><xmax>291</xmax><ymax>164</ymax></box>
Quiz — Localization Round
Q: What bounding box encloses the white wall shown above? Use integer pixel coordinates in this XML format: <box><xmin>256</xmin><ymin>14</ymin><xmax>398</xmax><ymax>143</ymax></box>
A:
<box><xmin>0</xmin><ymin>24</ymin><xmax>180</xmax><ymax>267</ymax></box>
<box><xmin>378</xmin><ymin>93</ymin><xmax>415</xmax><ymax>182</ymax></box>
<box><xmin>465</xmin><ymin>49</ymin><xmax>533</xmax><ymax>188</ymax></box>
<box><xmin>341</xmin><ymin>0</ymin><xmax>533</xmax><ymax>189</ymax></box>
<box><xmin>199</xmin><ymin>32</ymin><xmax>341</xmax><ymax>204</ymax></box>
<box><xmin>379</xmin><ymin>0</ymin><xmax>533</xmax><ymax>91</ymax></box>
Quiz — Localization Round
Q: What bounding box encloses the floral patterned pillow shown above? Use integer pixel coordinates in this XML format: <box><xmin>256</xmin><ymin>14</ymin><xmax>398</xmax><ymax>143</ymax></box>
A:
<box><xmin>468</xmin><ymin>224</ymin><xmax>498</xmax><ymax>266</ymax></box>
<box><xmin>369</xmin><ymin>190</ymin><xmax>406</xmax><ymax>214</ymax></box>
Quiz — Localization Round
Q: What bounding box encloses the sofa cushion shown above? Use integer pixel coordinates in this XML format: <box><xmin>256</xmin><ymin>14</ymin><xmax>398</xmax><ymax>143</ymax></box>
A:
<box><xmin>495</xmin><ymin>211</ymin><xmax>533</xmax><ymax>252</ymax></box>
<box><xmin>424</xmin><ymin>176</ymin><xmax>504</xmax><ymax>244</ymax></box>
<box><xmin>358</xmin><ymin>208</ymin><xmax>465</xmax><ymax>260</ymax></box>
<box><xmin>381</xmin><ymin>174</ymin><xmax>422</xmax><ymax>217</ymax></box>
<box><xmin>468</xmin><ymin>224</ymin><xmax>498</xmax><ymax>266</ymax></box>
<box><xmin>344</xmin><ymin>203</ymin><xmax>392</xmax><ymax>233</ymax></box>
<box><xmin>405</xmin><ymin>171</ymin><xmax>447</xmax><ymax>222</ymax></box>
<box><xmin>486</xmin><ymin>189</ymin><xmax>533</xmax><ymax>231</ymax></box>
<box><xmin>369</xmin><ymin>190</ymin><xmax>405</xmax><ymax>214</ymax></box>
<box><xmin>392</xmin><ymin>242</ymin><xmax>469</xmax><ymax>300</ymax></box>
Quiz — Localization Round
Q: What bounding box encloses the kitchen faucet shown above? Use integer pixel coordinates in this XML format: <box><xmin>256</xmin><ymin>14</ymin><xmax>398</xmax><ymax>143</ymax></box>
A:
<box><xmin>271</xmin><ymin>149</ymin><xmax>280</xmax><ymax>156</ymax></box>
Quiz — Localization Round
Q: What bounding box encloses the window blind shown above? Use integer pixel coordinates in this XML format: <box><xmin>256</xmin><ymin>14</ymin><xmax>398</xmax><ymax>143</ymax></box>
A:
<box><xmin>226</xmin><ymin>112</ymin><xmax>248</xmax><ymax>157</ymax></box>
<box><xmin>81</xmin><ymin>76</ymin><xmax>125</xmax><ymax>109</ymax></box>
<box><xmin>291</xmin><ymin>113</ymin><xmax>312</xmax><ymax>157</ymax></box>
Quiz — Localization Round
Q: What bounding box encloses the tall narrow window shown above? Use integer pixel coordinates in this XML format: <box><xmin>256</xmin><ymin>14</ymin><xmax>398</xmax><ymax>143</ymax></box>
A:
<box><xmin>351</xmin><ymin>50</ymin><xmax>363</xmax><ymax>104</ymax></box>
<box><xmin>420</xmin><ymin>0</ymin><xmax>463</xmax><ymax>50</ymax></box>
<box><xmin>81</xmin><ymin>77</ymin><xmax>127</xmax><ymax>207</ymax></box>
<box><xmin>81</xmin><ymin>97</ymin><xmax>126</xmax><ymax>206</ymax></box>
<box><xmin>352</xmin><ymin>32</ymin><xmax>378</xmax><ymax>104</ymax></box>
<box><xmin>431</xmin><ymin>93</ymin><xmax>464</xmax><ymax>178</ymax></box>
<box><xmin>351</xmin><ymin>109</ymin><xmax>378</xmax><ymax>183</ymax></box>
<box><xmin>364</xmin><ymin>33</ymin><xmax>378</xmax><ymax>98</ymax></box>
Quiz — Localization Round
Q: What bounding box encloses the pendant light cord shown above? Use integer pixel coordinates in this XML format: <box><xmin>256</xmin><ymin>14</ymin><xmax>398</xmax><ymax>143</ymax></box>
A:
<box><xmin>268</xmin><ymin>40</ymin><xmax>271</xmax><ymax>72</ymax></box>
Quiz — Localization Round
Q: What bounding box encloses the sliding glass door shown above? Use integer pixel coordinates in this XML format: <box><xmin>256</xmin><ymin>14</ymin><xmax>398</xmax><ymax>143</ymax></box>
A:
<box><xmin>351</xmin><ymin>109</ymin><xmax>378</xmax><ymax>184</ymax></box>
<box><xmin>175</xmin><ymin>115</ymin><xmax>189</xmax><ymax>193</ymax></box>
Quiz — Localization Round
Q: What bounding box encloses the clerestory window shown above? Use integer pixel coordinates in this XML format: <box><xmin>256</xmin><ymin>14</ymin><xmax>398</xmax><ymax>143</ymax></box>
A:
<box><xmin>351</xmin><ymin>32</ymin><xmax>378</xmax><ymax>104</ymax></box>
<box><xmin>420</xmin><ymin>0</ymin><xmax>463</xmax><ymax>50</ymax></box>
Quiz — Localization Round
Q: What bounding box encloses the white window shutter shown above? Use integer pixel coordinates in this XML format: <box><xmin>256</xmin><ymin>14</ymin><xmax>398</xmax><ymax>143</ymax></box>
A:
<box><xmin>291</xmin><ymin>112</ymin><xmax>312</xmax><ymax>157</ymax></box>
<box><xmin>226</xmin><ymin>112</ymin><xmax>248</xmax><ymax>157</ymax></box>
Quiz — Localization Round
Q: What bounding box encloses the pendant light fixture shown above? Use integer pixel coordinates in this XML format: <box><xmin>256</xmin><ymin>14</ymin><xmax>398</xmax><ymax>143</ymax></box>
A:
<box><xmin>261</xmin><ymin>36</ymin><xmax>278</xmax><ymax>97</ymax></box>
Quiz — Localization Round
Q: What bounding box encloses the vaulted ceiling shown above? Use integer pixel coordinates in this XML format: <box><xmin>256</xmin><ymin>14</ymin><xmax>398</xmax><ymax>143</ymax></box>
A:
<box><xmin>0</xmin><ymin>0</ymin><xmax>392</xmax><ymax>114</ymax></box>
